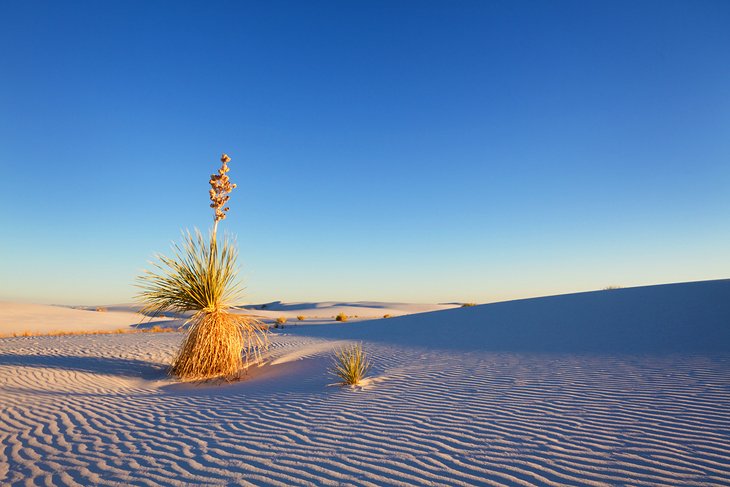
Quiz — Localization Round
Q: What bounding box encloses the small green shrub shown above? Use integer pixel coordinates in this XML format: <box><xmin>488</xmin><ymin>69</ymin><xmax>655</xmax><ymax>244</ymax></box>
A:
<box><xmin>331</xmin><ymin>343</ymin><xmax>370</xmax><ymax>386</ymax></box>
<box><xmin>335</xmin><ymin>312</ymin><xmax>348</xmax><ymax>322</ymax></box>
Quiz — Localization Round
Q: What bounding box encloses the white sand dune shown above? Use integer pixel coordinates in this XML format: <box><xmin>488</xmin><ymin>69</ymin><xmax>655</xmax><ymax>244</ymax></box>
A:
<box><xmin>1</xmin><ymin>280</ymin><xmax>729</xmax><ymax>486</ymax></box>
<box><xmin>301</xmin><ymin>279</ymin><xmax>730</xmax><ymax>352</ymax></box>
<box><xmin>0</xmin><ymin>302</ymin><xmax>162</xmax><ymax>336</ymax></box>
<box><xmin>237</xmin><ymin>301</ymin><xmax>461</xmax><ymax>325</ymax></box>
<box><xmin>0</xmin><ymin>301</ymin><xmax>459</xmax><ymax>336</ymax></box>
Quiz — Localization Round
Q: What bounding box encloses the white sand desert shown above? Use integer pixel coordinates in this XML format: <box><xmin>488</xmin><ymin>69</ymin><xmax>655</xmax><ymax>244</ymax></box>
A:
<box><xmin>0</xmin><ymin>302</ymin><xmax>174</xmax><ymax>336</ymax></box>
<box><xmin>1</xmin><ymin>279</ymin><xmax>729</xmax><ymax>486</ymax></box>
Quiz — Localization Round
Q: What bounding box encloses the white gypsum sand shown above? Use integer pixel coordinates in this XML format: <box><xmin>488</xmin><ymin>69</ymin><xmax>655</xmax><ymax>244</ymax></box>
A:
<box><xmin>0</xmin><ymin>302</ymin><xmax>176</xmax><ymax>336</ymax></box>
<box><xmin>0</xmin><ymin>301</ymin><xmax>458</xmax><ymax>337</ymax></box>
<box><xmin>235</xmin><ymin>301</ymin><xmax>462</xmax><ymax>325</ymax></box>
<box><xmin>1</xmin><ymin>279</ymin><xmax>729</xmax><ymax>486</ymax></box>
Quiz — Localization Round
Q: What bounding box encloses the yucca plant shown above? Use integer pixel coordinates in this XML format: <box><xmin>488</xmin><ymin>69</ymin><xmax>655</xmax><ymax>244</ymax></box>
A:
<box><xmin>331</xmin><ymin>343</ymin><xmax>371</xmax><ymax>386</ymax></box>
<box><xmin>137</xmin><ymin>154</ymin><xmax>268</xmax><ymax>381</ymax></box>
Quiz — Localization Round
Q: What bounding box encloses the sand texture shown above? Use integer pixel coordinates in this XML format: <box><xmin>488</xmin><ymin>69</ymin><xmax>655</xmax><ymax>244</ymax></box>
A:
<box><xmin>1</xmin><ymin>280</ymin><xmax>730</xmax><ymax>486</ymax></box>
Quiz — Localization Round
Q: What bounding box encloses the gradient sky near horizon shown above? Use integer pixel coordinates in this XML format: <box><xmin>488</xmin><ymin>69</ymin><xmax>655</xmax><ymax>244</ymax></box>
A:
<box><xmin>1</xmin><ymin>0</ymin><xmax>729</xmax><ymax>305</ymax></box>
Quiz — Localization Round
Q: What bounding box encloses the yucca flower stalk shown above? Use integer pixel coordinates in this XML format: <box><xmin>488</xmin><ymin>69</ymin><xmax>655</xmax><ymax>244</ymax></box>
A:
<box><xmin>137</xmin><ymin>154</ymin><xmax>268</xmax><ymax>380</ymax></box>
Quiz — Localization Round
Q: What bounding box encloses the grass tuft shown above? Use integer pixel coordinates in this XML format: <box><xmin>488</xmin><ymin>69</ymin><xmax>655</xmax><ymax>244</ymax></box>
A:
<box><xmin>137</xmin><ymin>230</ymin><xmax>242</xmax><ymax>317</ymax></box>
<box><xmin>137</xmin><ymin>234</ymin><xmax>269</xmax><ymax>380</ymax></box>
<box><xmin>331</xmin><ymin>343</ymin><xmax>370</xmax><ymax>386</ymax></box>
<box><xmin>335</xmin><ymin>312</ymin><xmax>348</xmax><ymax>322</ymax></box>
<box><xmin>461</xmin><ymin>302</ymin><xmax>477</xmax><ymax>307</ymax></box>
<box><xmin>170</xmin><ymin>310</ymin><xmax>267</xmax><ymax>380</ymax></box>
<box><xmin>383</xmin><ymin>314</ymin><xmax>391</xmax><ymax>318</ymax></box>
<box><xmin>297</xmin><ymin>315</ymin><xmax>306</xmax><ymax>321</ymax></box>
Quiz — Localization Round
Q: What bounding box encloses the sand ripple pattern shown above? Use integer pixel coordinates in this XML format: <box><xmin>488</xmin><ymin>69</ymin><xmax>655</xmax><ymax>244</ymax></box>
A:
<box><xmin>1</xmin><ymin>333</ymin><xmax>729</xmax><ymax>486</ymax></box>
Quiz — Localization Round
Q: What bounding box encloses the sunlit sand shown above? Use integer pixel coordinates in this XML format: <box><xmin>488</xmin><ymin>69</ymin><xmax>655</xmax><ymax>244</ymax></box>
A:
<box><xmin>2</xmin><ymin>280</ymin><xmax>729</xmax><ymax>485</ymax></box>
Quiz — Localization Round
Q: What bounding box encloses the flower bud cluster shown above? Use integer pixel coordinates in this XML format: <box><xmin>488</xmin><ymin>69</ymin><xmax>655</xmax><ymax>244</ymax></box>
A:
<box><xmin>209</xmin><ymin>154</ymin><xmax>237</xmax><ymax>222</ymax></box>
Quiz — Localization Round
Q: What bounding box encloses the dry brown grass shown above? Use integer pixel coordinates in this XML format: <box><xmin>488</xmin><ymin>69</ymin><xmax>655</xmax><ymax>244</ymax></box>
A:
<box><xmin>0</xmin><ymin>326</ymin><xmax>177</xmax><ymax>339</ymax></box>
<box><xmin>276</xmin><ymin>317</ymin><xmax>287</xmax><ymax>325</ymax></box>
<box><xmin>170</xmin><ymin>310</ymin><xmax>267</xmax><ymax>380</ymax></box>
<box><xmin>383</xmin><ymin>314</ymin><xmax>392</xmax><ymax>318</ymax></box>
<box><xmin>335</xmin><ymin>312</ymin><xmax>348</xmax><ymax>322</ymax></box>
<box><xmin>296</xmin><ymin>315</ymin><xmax>306</xmax><ymax>321</ymax></box>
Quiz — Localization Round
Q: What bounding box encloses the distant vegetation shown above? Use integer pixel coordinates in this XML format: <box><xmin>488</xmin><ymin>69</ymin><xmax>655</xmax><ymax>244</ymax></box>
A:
<box><xmin>335</xmin><ymin>312</ymin><xmax>348</xmax><ymax>322</ymax></box>
<box><xmin>461</xmin><ymin>303</ymin><xmax>477</xmax><ymax>307</ymax></box>
<box><xmin>297</xmin><ymin>315</ymin><xmax>306</xmax><ymax>321</ymax></box>
<box><xmin>274</xmin><ymin>317</ymin><xmax>287</xmax><ymax>329</ymax></box>
<box><xmin>604</xmin><ymin>285</ymin><xmax>622</xmax><ymax>290</ymax></box>
<box><xmin>1</xmin><ymin>326</ymin><xmax>177</xmax><ymax>339</ymax></box>
<box><xmin>383</xmin><ymin>314</ymin><xmax>392</xmax><ymax>319</ymax></box>
<box><xmin>95</xmin><ymin>306</ymin><xmax>108</xmax><ymax>312</ymax></box>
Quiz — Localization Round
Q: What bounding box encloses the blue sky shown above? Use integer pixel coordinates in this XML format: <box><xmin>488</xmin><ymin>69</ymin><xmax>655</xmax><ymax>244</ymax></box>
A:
<box><xmin>1</xmin><ymin>1</ymin><xmax>729</xmax><ymax>305</ymax></box>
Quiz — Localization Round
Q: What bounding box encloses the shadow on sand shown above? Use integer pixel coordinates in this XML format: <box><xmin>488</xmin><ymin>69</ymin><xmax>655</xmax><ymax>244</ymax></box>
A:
<box><xmin>0</xmin><ymin>354</ymin><xmax>169</xmax><ymax>380</ymax></box>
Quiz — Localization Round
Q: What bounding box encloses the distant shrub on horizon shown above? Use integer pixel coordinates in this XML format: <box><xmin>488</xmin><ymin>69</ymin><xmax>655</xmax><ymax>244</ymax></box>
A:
<box><xmin>95</xmin><ymin>307</ymin><xmax>108</xmax><ymax>312</ymax></box>
<box><xmin>461</xmin><ymin>303</ymin><xmax>477</xmax><ymax>307</ymax></box>
<box><xmin>604</xmin><ymin>285</ymin><xmax>622</xmax><ymax>290</ymax></box>
<box><xmin>297</xmin><ymin>315</ymin><xmax>306</xmax><ymax>321</ymax></box>
<box><xmin>383</xmin><ymin>314</ymin><xmax>391</xmax><ymax>319</ymax></box>
<box><xmin>335</xmin><ymin>312</ymin><xmax>348</xmax><ymax>322</ymax></box>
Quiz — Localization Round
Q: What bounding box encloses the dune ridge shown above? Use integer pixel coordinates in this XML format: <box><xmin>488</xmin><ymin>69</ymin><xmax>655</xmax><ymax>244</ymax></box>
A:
<box><xmin>303</xmin><ymin>279</ymin><xmax>730</xmax><ymax>352</ymax></box>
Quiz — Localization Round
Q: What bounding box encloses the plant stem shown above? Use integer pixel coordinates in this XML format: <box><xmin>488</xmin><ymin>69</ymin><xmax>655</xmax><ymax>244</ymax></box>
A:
<box><xmin>212</xmin><ymin>220</ymin><xmax>219</xmax><ymax>247</ymax></box>
<box><xmin>209</xmin><ymin>219</ymin><xmax>219</xmax><ymax>308</ymax></box>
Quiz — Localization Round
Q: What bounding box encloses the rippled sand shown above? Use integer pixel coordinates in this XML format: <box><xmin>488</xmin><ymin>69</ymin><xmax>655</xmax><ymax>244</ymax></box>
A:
<box><xmin>2</xmin><ymin>280</ymin><xmax>730</xmax><ymax>485</ymax></box>
<box><xmin>2</xmin><ymin>333</ymin><xmax>729</xmax><ymax>485</ymax></box>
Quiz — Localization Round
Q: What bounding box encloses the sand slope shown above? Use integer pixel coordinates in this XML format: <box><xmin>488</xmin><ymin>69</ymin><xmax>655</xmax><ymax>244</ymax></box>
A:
<box><xmin>0</xmin><ymin>301</ymin><xmax>461</xmax><ymax>336</ymax></box>
<box><xmin>0</xmin><ymin>302</ymin><xmax>157</xmax><ymax>336</ymax></box>
<box><xmin>301</xmin><ymin>279</ymin><xmax>730</xmax><ymax>352</ymax></box>
<box><xmin>1</xmin><ymin>280</ymin><xmax>729</xmax><ymax>486</ymax></box>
